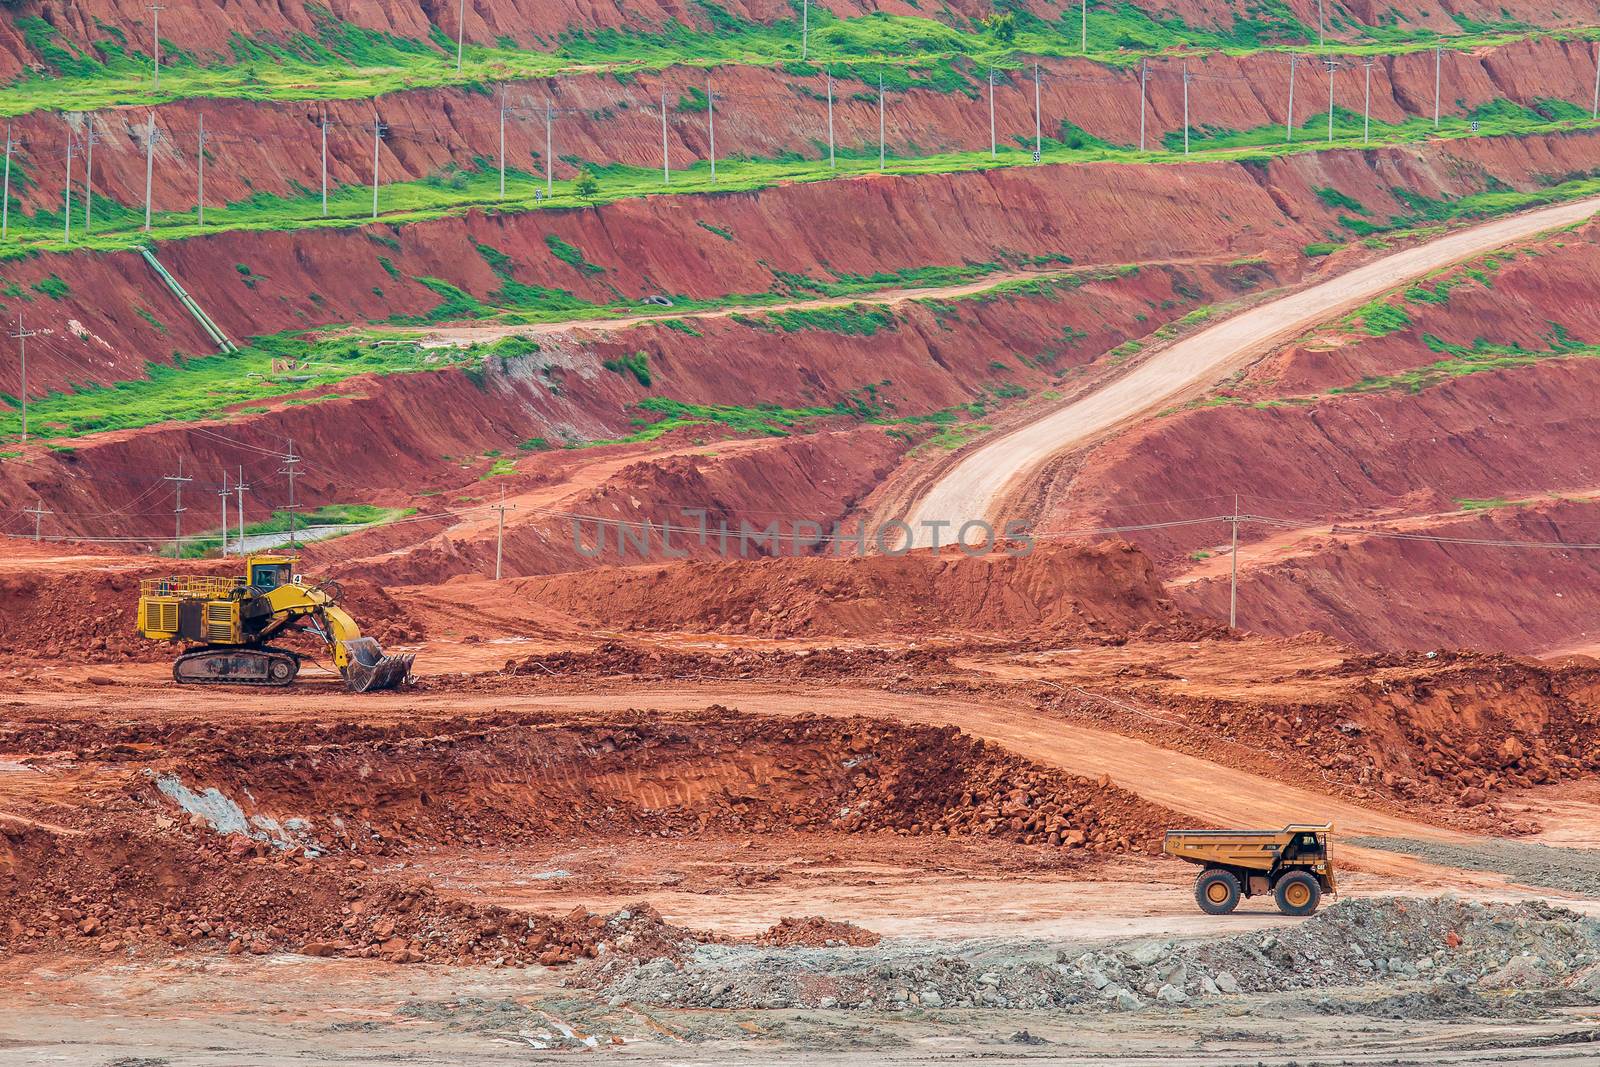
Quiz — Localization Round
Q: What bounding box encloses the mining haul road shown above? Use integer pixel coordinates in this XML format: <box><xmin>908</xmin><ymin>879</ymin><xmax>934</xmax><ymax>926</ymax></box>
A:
<box><xmin>902</xmin><ymin>195</ymin><xmax>1600</xmax><ymax>544</ymax></box>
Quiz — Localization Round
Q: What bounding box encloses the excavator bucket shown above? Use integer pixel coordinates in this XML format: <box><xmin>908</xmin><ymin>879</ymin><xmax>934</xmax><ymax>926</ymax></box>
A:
<box><xmin>340</xmin><ymin>637</ymin><xmax>414</xmax><ymax>693</ymax></box>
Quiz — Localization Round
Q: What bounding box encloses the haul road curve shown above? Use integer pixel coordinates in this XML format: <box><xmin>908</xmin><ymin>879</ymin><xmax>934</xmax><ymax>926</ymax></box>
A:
<box><xmin>901</xmin><ymin>195</ymin><xmax>1600</xmax><ymax>545</ymax></box>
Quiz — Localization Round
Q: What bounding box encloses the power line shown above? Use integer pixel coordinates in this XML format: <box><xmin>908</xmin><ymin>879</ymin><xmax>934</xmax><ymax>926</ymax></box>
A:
<box><xmin>163</xmin><ymin>456</ymin><xmax>192</xmax><ymax>542</ymax></box>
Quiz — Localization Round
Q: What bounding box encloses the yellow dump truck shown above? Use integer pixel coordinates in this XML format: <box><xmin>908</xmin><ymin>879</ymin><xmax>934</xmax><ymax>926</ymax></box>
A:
<box><xmin>1163</xmin><ymin>824</ymin><xmax>1336</xmax><ymax>916</ymax></box>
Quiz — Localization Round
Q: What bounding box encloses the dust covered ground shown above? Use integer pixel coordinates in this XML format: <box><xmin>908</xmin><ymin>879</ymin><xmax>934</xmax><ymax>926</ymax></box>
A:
<box><xmin>3</xmin><ymin>543</ymin><xmax>1600</xmax><ymax>1063</ymax></box>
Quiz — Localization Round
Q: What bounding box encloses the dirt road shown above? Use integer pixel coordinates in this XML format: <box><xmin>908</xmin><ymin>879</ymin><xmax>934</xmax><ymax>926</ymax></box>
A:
<box><xmin>901</xmin><ymin>196</ymin><xmax>1600</xmax><ymax>545</ymax></box>
<box><xmin>391</xmin><ymin>266</ymin><xmax>1090</xmax><ymax>346</ymax></box>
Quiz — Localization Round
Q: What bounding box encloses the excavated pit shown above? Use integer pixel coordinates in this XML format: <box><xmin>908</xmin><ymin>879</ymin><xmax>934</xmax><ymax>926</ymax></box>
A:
<box><xmin>0</xmin><ymin>708</ymin><xmax>1181</xmax><ymax>965</ymax></box>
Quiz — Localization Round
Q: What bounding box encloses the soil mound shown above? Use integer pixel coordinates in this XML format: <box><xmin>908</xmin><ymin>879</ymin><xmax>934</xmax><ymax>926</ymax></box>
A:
<box><xmin>497</xmin><ymin>541</ymin><xmax>1174</xmax><ymax>638</ymax></box>
<box><xmin>757</xmin><ymin>916</ymin><xmax>883</xmax><ymax>948</ymax></box>
<box><xmin>0</xmin><ymin>821</ymin><xmax>687</xmax><ymax>967</ymax></box>
<box><xmin>1134</xmin><ymin>651</ymin><xmax>1600</xmax><ymax>824</ymax></box>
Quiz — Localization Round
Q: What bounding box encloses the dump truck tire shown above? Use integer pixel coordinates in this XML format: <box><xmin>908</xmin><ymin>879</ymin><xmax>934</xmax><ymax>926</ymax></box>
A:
<box><xmin>1194</xmin><ymin>869</ymin><xmax>1241</xmax><ymax>915</ymax></box>
<box><xmin>1274</xmin><ymin>870</ymin><xmax>1321</xmax><ymax>916</ymax></box>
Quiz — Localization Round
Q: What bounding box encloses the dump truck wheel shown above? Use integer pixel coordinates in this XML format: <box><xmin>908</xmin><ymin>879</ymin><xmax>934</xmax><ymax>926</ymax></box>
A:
<box><xmin>1274</xmin><ymin>871</ymin><xmax>1321</xmax><ymax>916</ymax></box>
<box><xmin>1194</xmin><ymin>869</ymin><xmax>1241</xmax><ymax>915</ymax></box>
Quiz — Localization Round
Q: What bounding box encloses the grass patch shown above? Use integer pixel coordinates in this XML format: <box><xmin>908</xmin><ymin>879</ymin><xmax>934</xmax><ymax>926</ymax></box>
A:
<box><xmin>173</xmin><ymin>503</ymin><xmax>412</xmax><ymax>558</ymax></box>
<box><xmin>602</xmin><ymin>350</ymin><xmax>653</xmax><ymax>386</ymax></box>
<box><xmin>1328</xmin><ymin>328</ymin><xmax>1600</xmax><ymax>395</ymax></box>
<box><xmin>544</xmin><ymin>234</ymin><xmax>606</xmax><ymax>276</ymax></box>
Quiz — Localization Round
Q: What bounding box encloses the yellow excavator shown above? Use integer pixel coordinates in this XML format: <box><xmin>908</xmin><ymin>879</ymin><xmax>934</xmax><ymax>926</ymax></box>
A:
<box><xmin>136</xmin><ymin>553</ymin><xmax>414</xmax><ymax>692</ymax></box>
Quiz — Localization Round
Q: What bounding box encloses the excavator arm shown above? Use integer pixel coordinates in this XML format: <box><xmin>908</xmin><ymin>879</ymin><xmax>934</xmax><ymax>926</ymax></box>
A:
<box><xmin>256</xmin><ymin>583</ymin><xmax>414</xmax><ymax>692</ymax></box>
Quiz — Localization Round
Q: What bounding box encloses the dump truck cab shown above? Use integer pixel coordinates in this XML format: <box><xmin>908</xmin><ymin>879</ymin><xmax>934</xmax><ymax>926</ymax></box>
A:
<box><xmin>1163</xmin><ymin>824</ymin><xmax>1336</xmax><ymax>916</ymax></box>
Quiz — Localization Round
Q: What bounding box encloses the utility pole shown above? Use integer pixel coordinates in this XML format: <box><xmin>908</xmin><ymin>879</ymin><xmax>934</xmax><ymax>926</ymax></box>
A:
<box><xmin>1081</xmin><ymin>0</ymin><xmax>1087</xmax><ymax>53</ymax></box>
<box><xmin>62</xmin><ymin>125</ymin><xmax>72</xmax><ymax>243</ymax></box>
<box><xmin>148</xmin><ymin>2</ymin><xmax>165</xmax><ymax>89</ymax></box>
<box><xmin>320</xmin><ymin>109</ymin><xmax>329</xmax><ymax>216</ymax></box>
<box><xmin>196</xmin><ymin>112</ymin><xmax>205</xmax><ymax>224</ymax></box>
<box><xmin>802</xmin><ymin>0</ymin><xmax>808</xmax><ymax>61</ymax></box>
<box><xmin>455</xmin><ymin>0</ymin><xmax>465</xmax><ymax>72</ymax></box>
<box><xmin>1229</xmin><ymin>493</ymin><xmax>1239</xmax><ymax>629</ymax></box>
<box><xmin>217</xmin><ymin>470</ymin><xmax>230</xmax><ymax>556</ymax></box>
<box><xmin>1316</xmin><ymin>0</ymin><xmax>1325</xmax><ymax>48</ymax></box>
<box><xmin>24</xmin><ymin>500</ymin><xmax>49</xmax><ymax>541</ymax></box>
<box><xmin>1182</xmin><ymin>59</ymin><xmax>1190</xmax><ymax>156</ymax></box>
<box><xmin>279</xmin><ymin>443</ymin><xmax>301</xmax><ymax>549</ymax></box>
<box><xmin>371</xmin><ymin>117</ymin><xmax>385</xmax><ymax>219</ymax></box>
<box><xmin>493</xmin><ymin>485</ymin><xmax>516</xmax><ymax>579</ymax></box>
<box><xmin>1286</xmin><ymin>53</ymin><xmax>1297</xmax><ymax>142</ymax></box>
<box><xmin>1139</xmin><ymin>58</ymin><xmax>1147</xmax><ymax>151</ymax></box>
<box><xmin>2</xmin><ymin>123</ymin><xmax>10</xmax><ymax>240</ymax></box>
<box><xmin>11</xmin><ymin>315</ymin><xmax>35</xmax><ymax>441</ymax></box>
<box><xmin>988</xmin><ymin>66</ymin><xmax>996</xmax><ymax>158</ymax></box>
<box><xmin>1325</xmin><ymin>57</ymin><xmax>1337</xmax><ymax>142</ymax></box>
<box><xmin>878</xmin><ymin>72</ymin><xmax>885</xmax><ymax>170</ymax></box>
<box><xmin>827</xmin><ymin>69</ymin><xmax>835</xmax><ymax>168</ymax></box>
<box><xmin>1591</xmin><ymin>42</ymin><xmax>1598</xmax><ymax>120</ymax></box>
<box><xmin>164</xmin><ymin>457</ymin><xmax>192</xmax><ymax>547</ymax></box>
<box><xmin>660</xmin><ymin>90</ymin><xmax>669</xmax><ymax>184</ymax></box>
<box><xmin>143</xmin><ymin>112</ymin><xmax>158</xmax><ymax>231</ymax></box>
<box><xmin>1033</xmin><ymin>61</ymin><xmax>1041</xmax><ymax>160</ymax></box>
<box><xmin>234</xmin><ymin>465</ymin><xmax>249</xmax><ymax>549</ymax></box>
<box><xmin>1433</xmin><ymin>46</ymin><xmax>1441</xmax><ymax>128</ymax></box>
<box><xmin>83</xmin><ymin>114</ymin><xmax>96</xmax><ymax>234</ymax></box>
<box><xmin>545</xmin><ymin>99</ymin><xmax>553</xmax><ymax>197</ymax></box>
<box><xmin>1363</xmin><ymin>57</ymin><xmax>1373</xmax><ymax>144</ymax></box>
<box><xmin>706</xmin><ymin>74</ymin><xmax>715</xmax><ymax>180</ymax></box>
<box><xmin>498</xmin><ymin>88</ymin><xmax>507</xmax><ymax>198</ymax></box>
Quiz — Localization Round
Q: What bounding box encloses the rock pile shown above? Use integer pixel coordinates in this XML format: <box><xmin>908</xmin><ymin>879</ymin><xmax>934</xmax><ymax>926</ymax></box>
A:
<box><xmin>584</xmin><ymin>898</ymin><xmax>1600</xmax><ymax>1014</ymax></box>
<box><xmin>1065</xmin><ymin>896</ymin><xmax>1600</xmax><ymax>1009</ymax></box>
<box><xmin>756</xmin><ymin>917</ymin><xmax>882</xmax><ymax>948</ymax></box>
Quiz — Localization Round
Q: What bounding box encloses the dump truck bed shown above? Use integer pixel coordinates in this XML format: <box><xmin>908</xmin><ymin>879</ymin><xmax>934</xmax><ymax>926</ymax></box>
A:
<box><xmin>1164</xmin><ymin>824</ymin><xmax>1332</xmax><ymax>872</ymax></box>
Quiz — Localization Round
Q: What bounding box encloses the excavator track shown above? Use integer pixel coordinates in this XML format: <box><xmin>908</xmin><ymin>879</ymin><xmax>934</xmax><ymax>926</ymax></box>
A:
<box><xmin>173</xmin><ymin>647</ymin><xmax>301</xmax><ymax>687</ymax></box>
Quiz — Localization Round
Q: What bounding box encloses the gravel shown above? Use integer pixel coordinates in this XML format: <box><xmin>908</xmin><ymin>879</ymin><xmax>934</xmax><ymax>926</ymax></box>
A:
<box><xmin>1350</xmin><ymin>836</ymin><xmax>1600</xmax><ymax>894</ymax></box>
<box><xmin>579</xmin><ymin>897</ymin><xmax>1600</xmax><ymax>1016</ymax></box>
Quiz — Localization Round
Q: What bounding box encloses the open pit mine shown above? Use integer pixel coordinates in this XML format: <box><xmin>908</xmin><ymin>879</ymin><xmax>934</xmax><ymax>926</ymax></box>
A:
<box><xmin>2</xmin><ymin>0</ymin><xmax>1599</xmax><ymax>1063</ymax></box>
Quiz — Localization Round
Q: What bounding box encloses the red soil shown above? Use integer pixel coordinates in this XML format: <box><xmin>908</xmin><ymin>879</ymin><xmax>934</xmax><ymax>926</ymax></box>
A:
<box><xmin>0</xmin><ymin>705</ymin><xmax>1179</xmax><ymax>962</ymax></box>
<box><xmin>7</xmin><ymin>128</ymin><xmax>1600</xmax><ymax>399</ymax></box>
<box><xmin>1036</xmin><ymin>223</ymin><xmax>1600</xmax><ymax>653</ymax></box>
<box><xmin>0</xmin><ymin>0</ymin><xmax>1580</xmax><ymax>87</ymax></box>
<box><xmin>342</xmin><ymin>425</ymin><xmax>912</xmax><ymax>584</ymax></box>
<box><xmin>6</xmin><ymin>36</ymin><xmax>1596</xmax><ymax>220</ymax></box>
<box><xmin>1133</xmin><ymin>651</ymin><xmax>1600</xmax><ymax>816</ymax></box>
<box><xmin>1175</xmin><ymin>500</ymin><xmax>1600</xmax><ymax>655</ymax></box>
<box><xmin>468</xmin><ymin>539</ymin><xmax>1175</xmax><ymax>638</ymax></box>
<box><xmin>756</xmin><ymin>916</ymin><xmax>882</xmax><ymax>947</ymax></box>
<box><xmin>0</xmin><ymin>821</ymin><xmax>669</xmax><ymax>966</ymax></box>
<box><xmin>0</xmin><ymin>259</ymin><xmax>1246</xmax><ymax>546</ymax></box>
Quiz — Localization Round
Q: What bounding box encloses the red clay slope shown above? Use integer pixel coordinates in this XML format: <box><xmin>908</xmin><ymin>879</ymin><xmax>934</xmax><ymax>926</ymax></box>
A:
<box><xmin>1</xmin><ymin>0</ymin><xmax>1580</xmax><ymax>86</ymax></box>
<box><xmin>7</xmin><ymin>128</ymin><xmax>1600</xmax><ymax>397</ymax></box>
<box><xmin>4</xmin><ymin>36</ymin><xmax>1597</xmax><ymax>217</ymax></box>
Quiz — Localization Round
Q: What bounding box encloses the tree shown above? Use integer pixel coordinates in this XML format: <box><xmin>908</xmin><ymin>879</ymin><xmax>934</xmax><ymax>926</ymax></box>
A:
<box><xmin>983</xmin><ymin>12</ymin><xmax>1016</xmax><ymax>43</ymax></box>
<box><xmin>575</xmin><ymin>169</ymin><xmax>600</xmax><ymax>203</ymax></box>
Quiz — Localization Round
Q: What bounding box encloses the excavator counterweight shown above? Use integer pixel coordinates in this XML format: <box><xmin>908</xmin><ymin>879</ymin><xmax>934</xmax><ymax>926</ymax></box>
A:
<box><xmin>137</xmin><ymin>553</ymin><xmax>414</xmax><ymax>692</ymax></box>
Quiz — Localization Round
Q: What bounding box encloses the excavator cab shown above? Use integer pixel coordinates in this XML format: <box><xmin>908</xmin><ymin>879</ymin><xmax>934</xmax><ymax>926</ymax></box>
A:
<box><xmin>248</xmin><ymin>558</ymin><xmax>292</xmax><ymax>592</ymax></box>
<box><xmin>138</xmin><ymin>553</ymin><xmax>413</xmax><ymax>692</ymax></box>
